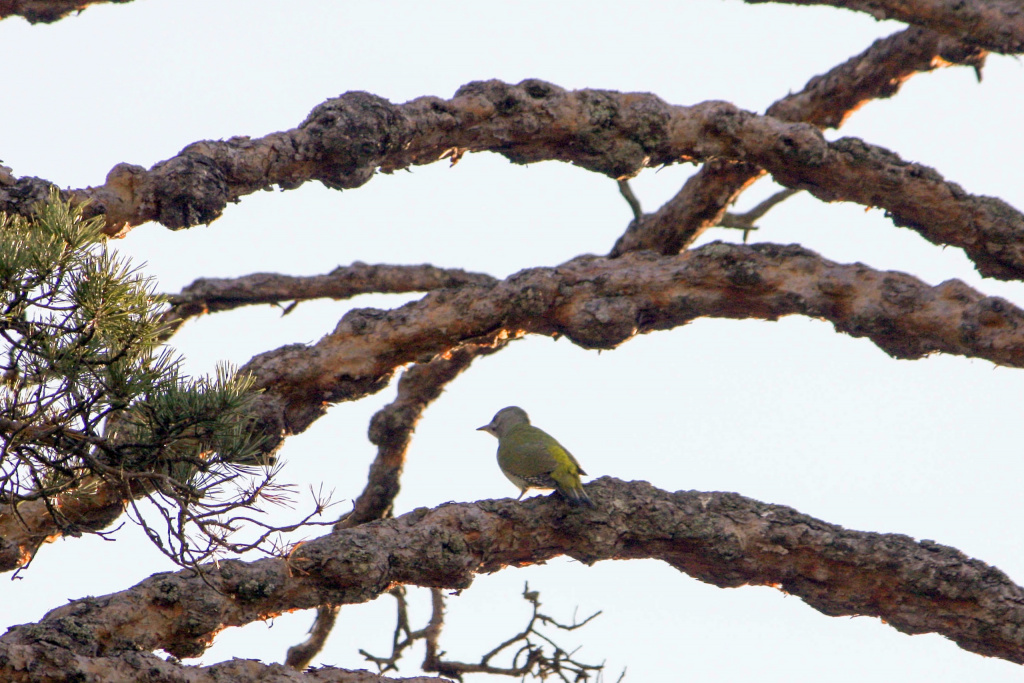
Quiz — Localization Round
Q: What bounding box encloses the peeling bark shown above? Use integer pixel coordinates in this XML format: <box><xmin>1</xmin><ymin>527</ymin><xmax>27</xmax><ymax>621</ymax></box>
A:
<box><xmin>0</xmin><ymin>641</ymin><xmax>439</xmax><ymax>683</ymax></box>
<box><xmin>609</xmin><ymin>26</ymin><xmax>986</xmax><ymax>257</ymax></box>
<box><xmin>4</xmin><ymin>479</ymin><xmax>1023</xmax><ymax>669</ymax></box>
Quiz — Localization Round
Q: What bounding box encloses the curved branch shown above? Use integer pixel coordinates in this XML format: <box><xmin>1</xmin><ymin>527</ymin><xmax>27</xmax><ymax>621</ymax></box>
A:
<box><xmin>243</xmin><ymin>242</ymin><xmax>1024</xmax><ymax>444</ymax></box>
<box><xmin>4</xmin><ymin>77</ymin><xmax>1018</xmax><ymax>279</ymax></box>
<box><xmin>610</xmin><ymin>25</ymin><xmax>987</xmax><ymax>257</ymax></box>
<box><xmin>340</xmin><ymin>344</ymin><xmax>503</xmax><ymax>528</ymax></box>
<box><xmin>4</xmin><ymin>478</ymin><xmax>1023</xmax><ymax>668</ymax></box>
<box><xmin>745</xmin><ymin>0</ymin><xmax>1024</xmax><ymax>54</ymax></box>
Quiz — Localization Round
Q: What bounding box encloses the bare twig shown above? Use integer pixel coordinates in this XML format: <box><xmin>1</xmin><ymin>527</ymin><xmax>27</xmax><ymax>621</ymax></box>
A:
<box><xmin>361</xmin><ymin>583</ymin><xmax>604</xmax><ymax>681</ymax></box>
<box><xmin>718</xmin><ymin>188</ymin><xmax>801</xmax><ymax>242</ymax></box>
<box><xmin>617</xmin><ymin>180</ymin><xmax>642</xmax><ymax>222</ymax></box>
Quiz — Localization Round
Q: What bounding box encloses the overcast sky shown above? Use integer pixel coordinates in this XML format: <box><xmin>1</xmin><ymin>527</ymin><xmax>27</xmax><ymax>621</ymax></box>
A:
<box><xmin>3</xmin><ymin>1</ymin><xmax>1024</xmax><ymax>680</ymax></box>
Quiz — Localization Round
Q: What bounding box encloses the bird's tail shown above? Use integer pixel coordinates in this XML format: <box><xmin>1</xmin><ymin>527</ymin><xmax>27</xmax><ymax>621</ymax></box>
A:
<box><xmin>558</xmin><ymin>482</ymin><xmax>596</xmax><ymax>508</ymax></box>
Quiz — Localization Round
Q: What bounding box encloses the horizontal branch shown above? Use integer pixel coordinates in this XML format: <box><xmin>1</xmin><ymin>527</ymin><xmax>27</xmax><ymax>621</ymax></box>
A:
<box><xmin>243</xmin><ymin>243</ymin><xmax>1024</xmax><ymax>444</ymax></box>
<box><xmin>163</xmin><ymin>262</ymin><xmax>497</xmax><ymax>331</ymax></box>
<box><xmin>745</xmin><ymin>0</ymin><xmax>1024</xmax><ymax>55</ymax></box>
<box><xmin>5</xmin><ymin>79</ymin><xmax>1019</xmax><ymax>278</ymax></box>
<box><xmin>610</xmin><ymin>25</ymin><xmax>986</xmax><ymax>256</ymax></box>
<box><xmin>4</xmin><ymin>478</ymin><xmax>1023</xmax><ymax>669</ymax></box>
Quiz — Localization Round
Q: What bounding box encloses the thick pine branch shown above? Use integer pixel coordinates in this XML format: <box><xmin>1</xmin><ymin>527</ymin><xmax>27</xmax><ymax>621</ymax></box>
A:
<box><xmin>4</xmin><ymin>79</ymin><xmax>1020</xmax><ymax>278</ymax></box>
<box><xmin>4</xmin><ymin>478</ymin><xmax>1023</xmax><ymax>670</ymax></box>
<box><xmin>240</xmin><ymin>243</ymin><xmax>1024</xmax><ymax>446</ymax></box>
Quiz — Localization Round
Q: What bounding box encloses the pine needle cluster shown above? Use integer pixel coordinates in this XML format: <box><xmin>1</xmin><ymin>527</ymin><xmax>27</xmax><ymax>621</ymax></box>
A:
<box><xmin>0</xmin><ymin>194</ymin><xmax>283</xmax><ymax>567</ymax></box>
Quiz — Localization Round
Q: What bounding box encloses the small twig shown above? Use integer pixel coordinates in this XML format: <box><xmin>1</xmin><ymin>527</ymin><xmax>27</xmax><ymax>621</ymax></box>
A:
<box><xmin>617</xmin><ymin>180</ymin><xmax>643</xmax><ymax>222</ymax></box>
<box><xmin>718</xmin><ymin>187</ymin><xmax>801</xmax><ymax>242</ymax></box>
<box><xmin>361</xmin><ymin>582</ymin><xmax>606</xmax><ymax>680</ymax></box>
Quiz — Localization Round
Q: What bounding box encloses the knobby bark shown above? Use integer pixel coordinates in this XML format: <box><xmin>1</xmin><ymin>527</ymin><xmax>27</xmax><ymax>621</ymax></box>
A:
<box><xmin>3</xmin><ymin>78</ymin><xmax>1021</xmax><ymax>278</ymax></box>
<box><xmin>239</xmin><ymin>243</ymin><xmax>1024</xmax><ymax>445</ymax></box>
<box><xmin>4</xmin><ymin>478</ymin><xmax>1023</xmax><ymax>673</ymax></box>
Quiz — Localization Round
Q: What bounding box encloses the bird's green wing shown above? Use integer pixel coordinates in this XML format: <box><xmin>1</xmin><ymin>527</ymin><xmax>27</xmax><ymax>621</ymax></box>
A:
<box><xmin>499</xmin><ymin>424</ymin><xmax>583</xmax><ymax>476</ymax></box>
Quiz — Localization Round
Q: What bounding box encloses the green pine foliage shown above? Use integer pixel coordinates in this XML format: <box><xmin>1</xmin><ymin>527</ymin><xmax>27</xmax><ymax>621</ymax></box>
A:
<box><xmin>0</xmin><ymin>194</ymin><xmax>272</xmax><ymax>562</ymax></box>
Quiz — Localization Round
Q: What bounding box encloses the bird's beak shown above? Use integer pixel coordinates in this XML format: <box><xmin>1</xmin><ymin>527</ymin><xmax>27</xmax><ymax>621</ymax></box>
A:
<box><xmin>476</xmin><ymin>424</ymin><xmax>489</xmax><ymax>432</ymax></box>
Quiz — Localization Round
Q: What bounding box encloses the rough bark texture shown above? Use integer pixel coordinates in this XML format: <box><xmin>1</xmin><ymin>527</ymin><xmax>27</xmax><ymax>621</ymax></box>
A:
<box><xmin>748</xmin><ymin>0</ymin><xmax>1024</xmax><ymax>54</ymax></box>
<box><xmin>4</xmin><ymin>479</ymin><xmax>1023</xmax><ymax>670</ymax></box>
<box><xmin>0</xmin><ymin>0</ymin><xmax>130</xmax><ymax>22</ymax></box>
<box><xmin>609</xmin><ymin>25</ymin><xmax>986</xmax><ymax>257</ymax></box>
<box><xmin>241</xmin><ymin>243</ymin><xmax>1024</xmax><ymax>446</ymax></box>
<box><xmin>3</xmin><ymin>78</ymin><xmax>1020</xmax><ymax>279</ymax></box>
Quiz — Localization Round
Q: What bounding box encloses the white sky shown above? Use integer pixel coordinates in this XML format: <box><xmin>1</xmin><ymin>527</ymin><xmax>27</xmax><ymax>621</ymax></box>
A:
<box><xmin>3</xmin><ymin>1</ymin><xmax>1024</xmax><ymax>680</ymax></box>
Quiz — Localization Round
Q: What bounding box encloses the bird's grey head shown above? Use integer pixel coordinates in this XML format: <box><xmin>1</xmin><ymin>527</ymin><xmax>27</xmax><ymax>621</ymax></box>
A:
<box><xmin>477</xmin><ymin>406</ymin><xmax>530</xmax><ymax>438</ymax></box>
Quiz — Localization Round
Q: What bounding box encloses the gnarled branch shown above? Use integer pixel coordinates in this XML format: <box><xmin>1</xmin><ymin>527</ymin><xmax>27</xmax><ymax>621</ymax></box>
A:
<box><xmin>4</xmin><ymin>77</ymin><xmax>1018</xmax><ymax>279</ymax></box>
<box><xmin>4</xmin><ymin>478</ymin><xmax>1023</xmax><ymax>669</ymax></box>
<box><xmin>242</xmin><ymin>242</ymin><xmax>1024</xmax><ymax>448</ymax></box>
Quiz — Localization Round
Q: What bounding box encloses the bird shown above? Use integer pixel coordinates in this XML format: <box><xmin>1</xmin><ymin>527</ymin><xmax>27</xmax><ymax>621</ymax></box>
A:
<box><xmin>477</xmin><ymin>406</ymin><xmax>595</xmax><ymax>507</ymax></box>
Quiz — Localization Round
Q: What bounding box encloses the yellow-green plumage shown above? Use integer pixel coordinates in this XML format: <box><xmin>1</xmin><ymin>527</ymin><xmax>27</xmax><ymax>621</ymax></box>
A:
<box><xmin>477</xmin><ymin>406</ymin><xmax>594</xmax><ymax>507</ymax></box>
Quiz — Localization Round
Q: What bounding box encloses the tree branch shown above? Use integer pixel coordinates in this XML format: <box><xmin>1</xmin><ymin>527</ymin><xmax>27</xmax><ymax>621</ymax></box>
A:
<box><xmin>339</xmin><ymin>344</ymin><xmax>503</xmax><ymax>529</ymax></box>
<box><xmin>4</xmin><ymin>75</ymin><xmax>1018</xmax><ymax>280</ymax></box>
<box><xmin>0</xmin><ymin>637</ymin><xmax>441</xmax><ymax>683</ymax></box>
<box><xmin>162</xmin><ymin>262</ymin><xmax>497</xmax><ymax>335</ymax></box>
<box><xmin>241</xmin><ymin>242</ymin><xmax>1024</xmax><ymax>451</ymax></box>
<box><xmin>5</xmin><ymin>478</ymin><xmax>1024</xmax><ymax>669</ymax></box>
<box><xmin>609</xmin><ymin>26</ymin><xmax>987</xmax><ymax>257</ymax></box>
<box><xmin>744</xmin><ymin>0</ymin><xmax>1024</xmax><ymax>54</ymax></box>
